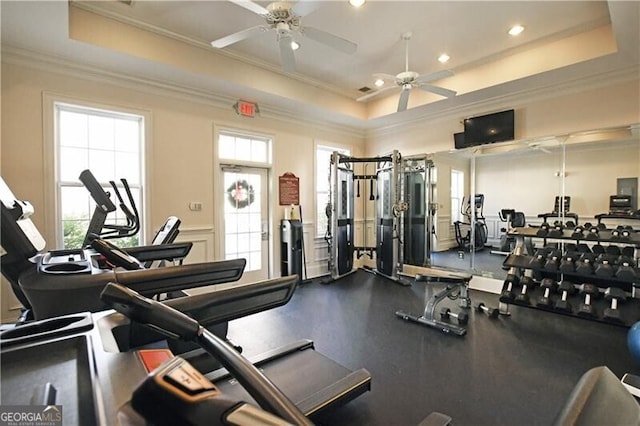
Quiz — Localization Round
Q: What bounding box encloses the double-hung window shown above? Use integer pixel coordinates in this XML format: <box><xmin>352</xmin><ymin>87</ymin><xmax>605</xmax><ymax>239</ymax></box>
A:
<box><xmin>54</xmin><ymin>102</ymin><xmax>145</xmax><ymax>249</ymax></box>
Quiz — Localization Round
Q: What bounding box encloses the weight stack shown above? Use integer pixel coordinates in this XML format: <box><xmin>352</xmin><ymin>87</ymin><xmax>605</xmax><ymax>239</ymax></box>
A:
<box><xmin>280</xmin><ymin>219</ymin><xmax>303</xmax><ymax>284</ymax></box>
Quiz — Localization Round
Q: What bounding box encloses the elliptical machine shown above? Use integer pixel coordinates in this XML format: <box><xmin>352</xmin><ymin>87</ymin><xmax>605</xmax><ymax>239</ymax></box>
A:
<box><xmin>454</xmin><ymin>194</ymin><xmax>488</xmax><ymax>252</ymax></box>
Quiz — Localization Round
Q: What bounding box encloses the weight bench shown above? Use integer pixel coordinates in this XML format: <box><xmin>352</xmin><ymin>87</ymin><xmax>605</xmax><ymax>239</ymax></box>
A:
<box><xmin>395</xmin><ymin>269</ymin><xmax>472</xmax><ymax>336</ymax></box>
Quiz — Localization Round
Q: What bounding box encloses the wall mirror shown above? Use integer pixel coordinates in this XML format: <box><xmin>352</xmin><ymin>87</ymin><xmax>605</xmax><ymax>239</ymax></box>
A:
<box><xmin>405</xmin><ymin>124</ymin><xmax>640</xmax><ymax>282</ymax></box>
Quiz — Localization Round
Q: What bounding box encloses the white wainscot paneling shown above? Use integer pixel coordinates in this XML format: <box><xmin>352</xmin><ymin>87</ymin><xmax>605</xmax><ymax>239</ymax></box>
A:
<box><xmin>174</xmin><ymin>227</ymin><xmax>215</xmax><ymax>264</ymax></box>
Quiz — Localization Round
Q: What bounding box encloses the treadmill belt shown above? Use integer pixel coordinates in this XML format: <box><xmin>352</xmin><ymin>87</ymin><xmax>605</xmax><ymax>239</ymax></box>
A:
<box><xmin>213</xmin><ymin>346</ymin><xmax>371</xmax><ymax>417</ymax></box>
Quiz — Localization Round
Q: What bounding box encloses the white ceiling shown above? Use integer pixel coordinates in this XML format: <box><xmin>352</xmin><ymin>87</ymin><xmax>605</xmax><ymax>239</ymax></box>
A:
<box><xmin>1</xmin><ymin>1</ymin><xmax>639</xmax><ymax>130</ymax></box>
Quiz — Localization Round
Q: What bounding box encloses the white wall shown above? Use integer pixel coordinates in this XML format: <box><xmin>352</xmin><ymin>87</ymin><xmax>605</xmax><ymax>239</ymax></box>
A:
<box><xmin>0</xmin><ymin>59</ymin><xmax>364</xmax><ymax>321</ymax></box>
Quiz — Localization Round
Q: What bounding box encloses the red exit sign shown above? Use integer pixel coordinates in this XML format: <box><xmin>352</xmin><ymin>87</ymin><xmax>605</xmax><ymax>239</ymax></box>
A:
<box><xmin>234</xmin><ymin>100</ymin><xmax>258</xmax><ymax>117</ymax></box>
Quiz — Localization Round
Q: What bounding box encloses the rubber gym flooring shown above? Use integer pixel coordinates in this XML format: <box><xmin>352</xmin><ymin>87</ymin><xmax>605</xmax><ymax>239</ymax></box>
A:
<box><xmin>227</xmin><ymin>269</ymin><xmax>637</xmax><ymax>426</ymax></box>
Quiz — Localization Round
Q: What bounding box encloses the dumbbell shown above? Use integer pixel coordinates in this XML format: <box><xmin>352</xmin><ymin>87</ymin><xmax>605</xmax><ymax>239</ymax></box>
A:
<box><xmin>554</xmin><ymin>281</ymin><xmax>576</xmax><ymax>312</ymax></box>
<box><xmin>529</xmin><ymin>249</ymin><xmax>548</xmax><ymax>268</ymax></box>
<box><xmin>577</xmin><ymin>284</ymin><xmax>600</xmax><ymax>318</ymax></box>
<box><xmin>544</xmin><ymin>250</ymin><xmax>562</xmax><ymax>272</ymax></box>
<box><xmin>500</xmin><ymin>274</ymin><xmax>520</xmax><ymax>302</ymax></box>
<box><xmin>515</xmin><ymin>276</ymin><xmax>536</xmax><ymax>305</ymax></box>
<box><xmin>476</xmin><ymin>303</ymin><xmax>499</xmax><ymax>318</ymax></box>
<box><xmin>606</xmin><ymin>245</ymin><xmax>621</xmax><ymax>256</ymax></box>
<box><xmin>548</xmin><ymin>223</ymin><xmax>564</xmax><ymax>238</ymax></box>
<box><xmin>585</xmin><ymin>226</ymin><xmax>600</xmax><ymax>240</ymax></box>
<box><xmin>536</xmin><ymin>278</ymin><xmax>558</xmax><ymax>308</ymax></box>
<box><xmin>565</xmin><ymin>220</ymin><xmax>576</xmax><ymax>229</ymax></box>
<box><xmin>595</xmin><ymin>254</ymin><xmax>616</xmax><ymax>277</ymax></box>
<box><xmin>440</xmin><ymin>307</ymin><xmax>469</xmax><ymax>324</ymax></box>
<box><xmin>536</xmin><ymin>222</ymin><xmax>550</xmax><ymax>237</ymax></box>
<box><xmin>575</xmin><ymin>253</ymin><xmax>595</xmax><ymax>275</ymax></box>
<box><xmin>571</xmin><ymin>226</ymin><xmax>585</xmax><ymax>239</ymax></box>
<box><xmin>603</xmin><ymin>287</ymin><xmax>626</xmax><ymax>323</ymax></box>
<box><xmin>615</xmin><ymin>257</ymin><xmax>638</xmax><ymax>281</ymax></box>
<box><xmin>620</xmin><ymin>228</ymin><xmax>634</xmax><ymax>241</ymax></box>
<box><xmin>592</xmin><ymin>244</ymin><xmax>605</xmax><ymax>255</ymax></box>
<box><xmin>559</xmin><ymin>253</ymin><xmax>577</xmax><ymax>273</ymax></box>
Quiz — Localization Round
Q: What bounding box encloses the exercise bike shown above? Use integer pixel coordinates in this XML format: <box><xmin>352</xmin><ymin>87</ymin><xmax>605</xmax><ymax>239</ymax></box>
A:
<box><xmin>491</xmin><ymin>209</ymin><xmax>526</xmax><ymax>256</ymax></box>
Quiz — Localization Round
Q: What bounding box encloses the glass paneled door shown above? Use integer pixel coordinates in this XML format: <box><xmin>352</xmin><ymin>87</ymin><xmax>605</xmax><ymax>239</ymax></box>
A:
<box><xmin>221</xmin><ymin>166</ymin><xmax>269</xmax><ymax>283</ymax></box>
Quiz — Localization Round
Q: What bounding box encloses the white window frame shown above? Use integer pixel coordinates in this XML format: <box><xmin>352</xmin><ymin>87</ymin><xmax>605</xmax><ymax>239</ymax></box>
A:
<box><xmin>315</xmin><ymin>141</ymin><xmax>351</xmax><ymax>238</ymax></box>
<box><xmin>451</xmin><ymin>169</ymin><xmax>465</xmax><ymax>224</ymax></box>
<box><xmin>43</xmin><ymin>94</ymin><xmax>150</xmax><ymax>249</ymax></box>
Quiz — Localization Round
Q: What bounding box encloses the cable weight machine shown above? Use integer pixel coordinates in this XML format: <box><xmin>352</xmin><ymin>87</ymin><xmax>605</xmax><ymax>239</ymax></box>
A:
<box><xmin>324</xmin><ymin>151</ymin><xmax>415</xmax><ymax>285</ymax></box>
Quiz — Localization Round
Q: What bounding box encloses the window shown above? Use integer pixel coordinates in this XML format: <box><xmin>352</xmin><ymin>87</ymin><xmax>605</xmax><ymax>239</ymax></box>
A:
<box><xmin>54</xmin><ymin>102</ymin><xmax>145</xmax><ymax>249</ymax></box>
<box><xmin>218</xmin><ymin>132</ymin><xmax>271</xmax><ymax>164</ymax></box>
<box><xmin>316</xmin><ymin>144</ymin><xmax>350</xmax><ymax>237</ymax></box>
<box><xmin>451</xmin><ymin>169</ymin><xmax>464</xmax><ymax>224</ymax></box>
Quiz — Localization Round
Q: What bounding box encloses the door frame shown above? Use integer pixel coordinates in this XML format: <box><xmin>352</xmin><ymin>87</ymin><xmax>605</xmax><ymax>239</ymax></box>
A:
<box><xmin>216</xmin><ymin>164</ymin><xmax>272</xmax><ymax>284</ymax></box>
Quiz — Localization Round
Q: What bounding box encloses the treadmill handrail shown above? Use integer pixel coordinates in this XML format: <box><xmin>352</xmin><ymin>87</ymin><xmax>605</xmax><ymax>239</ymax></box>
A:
<box><xmin>100</xmin><ymin>282</ymin><xmax>312</xmax><ymax>425</ymax></box>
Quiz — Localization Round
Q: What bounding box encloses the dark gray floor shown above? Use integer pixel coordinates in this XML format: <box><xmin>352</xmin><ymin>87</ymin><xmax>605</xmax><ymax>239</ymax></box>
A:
<box><xmin>227</xmin><ymin>269</ymin><xmax>637</xmax><ymax>426</ymax></box>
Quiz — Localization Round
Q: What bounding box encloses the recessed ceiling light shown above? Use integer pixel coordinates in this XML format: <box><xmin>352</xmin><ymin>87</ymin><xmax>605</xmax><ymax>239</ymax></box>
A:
<box><xmin>374</xmin><ymin>79</ymin><xmax>385</xmax><ymax>87</ymax></box>
<box><xmin>349</xmin><ymin>0</ymin><xmax>366</xmax><ymax>7</ymax></box>
<box><xmin>438</xmin><ymin>53</ymin><xmax>450</xmax><ymax>63</ymax></box>
<box><xmin>291</xmin><ymin>41</ymin><xmax>300</xmax><ymax>50</ymax></box>
<box><xmin>508</xmin><ymin>25</ymin><xmax>525</xmax><ymax>36</ymax></box>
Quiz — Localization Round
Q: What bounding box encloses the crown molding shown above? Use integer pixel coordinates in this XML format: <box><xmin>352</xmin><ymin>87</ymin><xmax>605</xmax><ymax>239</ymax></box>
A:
<box><xmin>366</xmin><ymin>62</ymin><xmax>640</xmax><ymax>139</ymax></box>
<box><xmin>1</xmin><ymin>46</ymin><xmax>365</xmax><ymax>139</ymax></box>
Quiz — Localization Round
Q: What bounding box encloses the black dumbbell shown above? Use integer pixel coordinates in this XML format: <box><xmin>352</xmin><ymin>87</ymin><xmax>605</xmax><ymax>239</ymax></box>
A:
<box><xmin>476</xmin><ymin>303</ymin><xmax>499</xmax><ymax>318</ymax></box>
<box><xmin>565</xmin><ymin>220</ymin><xmax>576</xmax><ymax>229</ymax></box>
<box><xmin>536</xmin><ymin>222</ymin><xmax>550</xmax><ymax>237</ymax></box>
<box><xmin>559</xmin><ymin>253</ymin><xmax>577</xmax><ymax>273</ymax></box>
<box><xmin>548</xmin><ymin>223</ymin><xmax>564</xmax><ymax>238</ymax></box>
<box><xmin>571</xmin><ymin>226</ymin><xmax>584</xmax><ymax>239</ymax></box>
<box><xmin>615</xmin><ymin>257</ymin><xmax>637</xmax><ymax>281</ymax></box>
<box><xmin>537</xmin><ymin>278</ymin><xmax>558</xmax><ymax>308</ymax></box>
<box><xmin>515</xmin><ymin>276</ymin><xmax>536</xmax><ymax>305</ymax></box>
<box><xmin>592</xmin><ymin>244</ymin><xmax>605</xmax><ymax>255</ymax></box>
<box><xmin>585</xmin><ymin>227</ymin><xmax>600</xmax><ymax>241</ymax></box>
<box><xmin>603</xmin><ymin>287</ymin><xmax>626</xmax><ymax>323</ymax></box>
<box><xmin>500</xmin><ymin>274</ymin><xmax>520</xmax><ymax>302</ymax></box>
<box><xmin>620</xmin><ymin>229</ymin><xmax>634</xmax><ymax>241</ymax></box>
<box><xmin>440</xmin><ymin>307</ymin><xmax>469</xmax><ymax>324</ymax></box>
<box><xmin>554</xmin><ymin>281</ymin><xmax>576</xmax><ymax>312</ymax></box>
<box><xmin>575</xmin><ymin>253</ymin><xmax>595</xmax><ymax>275</ymax></box>
<box><xmin>529</xmin><ymin>249</ymin><xmax>548</xmax><ymax>268</ymax></box>
<box><xmin>544</xmin><ymin>250</ymin><xmax>562</xmax><ymax>272</ymax></box>
<box><xmin>595</xmin><ymin>254</ymin><xmax>616</xmax><ymax>277</ymax></box>
<box><xmin>577</xmin><ymin>284</ymin><xmax>600</xmax><ymax>318</ymax></box>
<box><xmin>621</xmin><ymin>246</ymin><xmax>635</xmax><ymax>258</ymax></box>
<box><xmin>577</xmin><ymin>243</ymin><xmax>591</xmax><ymax>253</ymax></box>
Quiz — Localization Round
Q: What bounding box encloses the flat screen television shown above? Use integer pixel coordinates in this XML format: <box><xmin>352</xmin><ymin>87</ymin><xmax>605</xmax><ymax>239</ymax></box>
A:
<box><xmin>463</xmin><ymin>109</ymin><xmax>515</xmax><ymax>147</ymax></box>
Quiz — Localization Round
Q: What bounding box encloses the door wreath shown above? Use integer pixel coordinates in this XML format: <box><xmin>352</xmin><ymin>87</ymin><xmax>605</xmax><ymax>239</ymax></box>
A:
<box><xmin>226</xmin><ymin>179</ymin><xmax>255</xmax><ymax>209</ymax></box>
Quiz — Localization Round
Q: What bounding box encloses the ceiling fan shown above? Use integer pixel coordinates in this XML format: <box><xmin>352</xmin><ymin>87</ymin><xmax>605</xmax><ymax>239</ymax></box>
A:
<box><xmin>210</xmin><ymin>0</ymin><xmax>357</xmax><ymax>73</ymax></box>
<box><xmin>357</xmin><ymin>32</ymin><xmax>456</xmax><ymax>112</ymax></box>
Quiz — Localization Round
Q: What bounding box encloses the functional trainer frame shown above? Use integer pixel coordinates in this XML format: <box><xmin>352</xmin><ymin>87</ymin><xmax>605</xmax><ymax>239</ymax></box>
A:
<box><xmin>324</xmin><ymin>151</ymin><xmax>434</xmax><ymax>285</ymax></box>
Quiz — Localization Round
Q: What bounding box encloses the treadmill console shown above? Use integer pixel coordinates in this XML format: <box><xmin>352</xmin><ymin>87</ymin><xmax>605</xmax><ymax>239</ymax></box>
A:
<box><xmin>38</xmin><ymin>249</ymin><xmax>93</xmax><ymax>275</ymax></box>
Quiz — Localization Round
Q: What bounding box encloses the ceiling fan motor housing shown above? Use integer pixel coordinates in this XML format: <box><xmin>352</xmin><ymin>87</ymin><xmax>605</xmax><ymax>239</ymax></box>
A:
<box><xmin>396</xmin><ymin>71</ymin><xmax>419</xmax><ymax>85</ymax></box>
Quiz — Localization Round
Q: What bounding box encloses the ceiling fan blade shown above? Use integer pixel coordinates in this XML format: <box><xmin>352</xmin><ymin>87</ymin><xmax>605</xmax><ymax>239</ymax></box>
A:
<box><xmin>356</xmin><ymin>85</ymin><xmax>398</xmax><ymax>102</ymax></box>
<box><xmin>417</xmin><ymin>84</ymin><xmax>457</xmax><ymax>98</ymax></box>
<box><xmin>228</xmin><ymin>0</ymin><xmax>269</xmax><ymax>16</ymax></box>
<box><xmin>292</xmin><ymin>0</ymin><xmax>321</xmax><ymax>17</ymax></box>
<box><xmin>397</xmin><ymin>87</ymin><xmax>411</xmax><ymax>112</ymax></box>
<box><xmin>414</xmin><ymin>69</ymin><xmax>454</xmax><ymax>84</ymax></box>
<box><xmin>211</xmin><ymin>26</ymin><xmax>268</xmax><ymax>48</ymax></box>
<box><xmin>301</xmin><ymin>26</ymin><xmax>357</xmax><ymax>54</ymax></box>
<box><xmin>279</xmin><ymin>35</ymin><xmax>296</xmax><ymax>73</ymax></box>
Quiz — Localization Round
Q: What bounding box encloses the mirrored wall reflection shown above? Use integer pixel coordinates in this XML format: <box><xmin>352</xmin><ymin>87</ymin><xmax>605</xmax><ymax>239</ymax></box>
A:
<box><xmin>411</xmin><ymin>124</ymin><xmax>640</xmax><ymax>280</ymax></box>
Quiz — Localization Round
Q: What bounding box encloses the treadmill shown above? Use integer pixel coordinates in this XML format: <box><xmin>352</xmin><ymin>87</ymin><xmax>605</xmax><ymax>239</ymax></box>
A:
<box><xmin>0</xmin><ymin>177</ymin><xmax>372</xmax><ymax>422</ymax></box>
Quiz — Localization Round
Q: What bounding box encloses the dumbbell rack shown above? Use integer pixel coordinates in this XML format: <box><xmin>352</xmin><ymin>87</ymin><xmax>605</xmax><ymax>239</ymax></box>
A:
<box><xmin>499</xmin><ymin>225</ymin><xmax>640</xmax><ymax>327</ymax></box>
